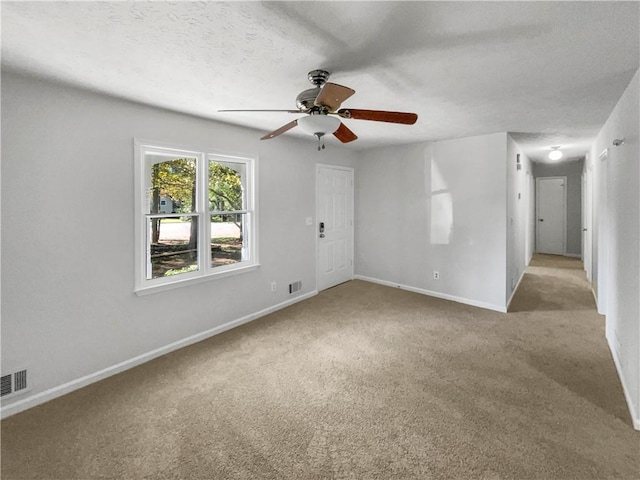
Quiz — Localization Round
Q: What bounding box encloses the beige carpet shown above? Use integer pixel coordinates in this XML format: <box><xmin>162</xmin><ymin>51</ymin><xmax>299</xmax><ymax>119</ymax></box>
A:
<box><xmin>2</xmin><ymin>254</ymin><xmax>638</xmax><ymax>479</ymax></box>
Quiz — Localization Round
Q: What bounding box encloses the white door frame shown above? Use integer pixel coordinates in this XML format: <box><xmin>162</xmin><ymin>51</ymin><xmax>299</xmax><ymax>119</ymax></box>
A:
<box><xmin>582</xmin><ymin>163</ymin><xmax>593</xmax><ymax>281</ymax></box>
<box><xmin>596</xmin><ymin>148</ymin><xmax>609</xmax><ymax>315</ymax></box>
<box><xmin>585</xmin><ymin>158</ymin><xmax>593</xmax><ymax>282</ymax></box>
<box><xmin>535</xmin><ymin>176</ymin><xmax>567</xmax><ymax>255</ymax></box>
<box><xmin>315</xmin><ymin>163</ymin><xmax>354</xmax><ymax>291</ymax></box>
<box><xmin>528</xmin><ymin>172</ymin><xmax>536</xmax><ymax>264</ymax></box>
<box><xmin>525</xmin><ymin>170</ymin><xmax>532</xmax><ymax>264</ymax></box>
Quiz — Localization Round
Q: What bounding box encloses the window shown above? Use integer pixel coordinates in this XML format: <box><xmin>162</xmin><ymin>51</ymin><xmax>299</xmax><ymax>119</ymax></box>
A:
<box><xmin>134</xmin><ymin>141</ymin><xmax>257</xmax><ymax>294</ymax></box>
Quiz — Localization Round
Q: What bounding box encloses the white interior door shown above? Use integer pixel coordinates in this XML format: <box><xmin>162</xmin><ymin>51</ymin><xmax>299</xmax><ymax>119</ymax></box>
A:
<box><xmin>536</xmin><ymin>176</ymin><xmax>566</xmax><ymax>255</ymax></box>
<box><xmin>317</xmin><ymin>164</ymin><xmax>354</xmax><ymax>291</ymax></box>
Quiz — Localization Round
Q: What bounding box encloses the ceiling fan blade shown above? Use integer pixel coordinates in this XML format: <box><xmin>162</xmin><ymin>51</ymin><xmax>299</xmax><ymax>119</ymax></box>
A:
<box><xmin>260</xmin><ymin>119</ymin><xmax>299</xmax><ymax>140</ymax></box>
<box><xmin>333</xmin><ymin>122</ymin><xmax>358</xmax><ymax>143</ymax></box>
<box><xmin>337</xmin><ymin>109</ymin><xmax>418</xmax><ymax>125</ymax></box>
<box><xmin>219</xmin><ymin>109</ymin><xmax>301</xmax><ymax>113</ymax></box>
<box><xmin>314</xmin><ymin>83</ymin><xmax>355</xmax><ymax>111</ymax></box>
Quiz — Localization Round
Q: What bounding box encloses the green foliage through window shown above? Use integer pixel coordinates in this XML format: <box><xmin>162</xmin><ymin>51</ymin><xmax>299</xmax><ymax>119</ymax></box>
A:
<box><xmin>151</xmin><ymin>157</ymin><xmax>196</xmax><ymax>213</ymax></box>
<box><xmin>140</xmin><ymin>150</ymin><xmax>252</xmax><ymax>284</ymax></box>
<box><xmin>209</xmin><ymin>161</ymin><xmax>243</xmax><ymax>214</ymax></box>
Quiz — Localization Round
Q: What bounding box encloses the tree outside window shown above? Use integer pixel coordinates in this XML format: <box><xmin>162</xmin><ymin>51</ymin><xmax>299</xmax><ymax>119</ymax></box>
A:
<box><xmin>135</xmin><ymin>142</ymin><xmax>256</xmax><ymax>293</ymax></box>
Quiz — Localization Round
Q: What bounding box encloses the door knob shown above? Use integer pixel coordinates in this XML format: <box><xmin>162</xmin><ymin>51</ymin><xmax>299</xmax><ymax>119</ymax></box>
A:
<box><xmin>538</xmin><ymin>219</ymin><xmax>544</xmax><ymax>222</ymax></box>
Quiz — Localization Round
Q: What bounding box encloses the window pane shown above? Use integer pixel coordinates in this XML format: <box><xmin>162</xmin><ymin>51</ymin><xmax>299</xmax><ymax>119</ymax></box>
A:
<box><xmin>209</xmin><ymin>160</ymin><xmax>245</xmax><ymax>211</ymax></box>
<box><xmin>146</xmin><ymin>156</ymin><xmax>197</xmax><ymax>214</ymax></box>
<box><xmin>147</xmin><ymin>216</ymin><xmax>198</xmax><ymax>279</ymax></box>
<box><xmin>211</xmin><ymin>213</ymin><xmax>247</xmax><ymax>268</ymax></box>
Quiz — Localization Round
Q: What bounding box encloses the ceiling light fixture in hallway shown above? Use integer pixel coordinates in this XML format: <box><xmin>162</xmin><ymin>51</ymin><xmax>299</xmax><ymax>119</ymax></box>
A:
<box><xmin>548</xmin><ymin>146</ymin><xmax>563</xmax><ymax>160</ymax></box>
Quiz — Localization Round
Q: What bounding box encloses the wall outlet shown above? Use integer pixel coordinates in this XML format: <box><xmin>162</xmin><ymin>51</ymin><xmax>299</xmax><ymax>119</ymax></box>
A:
<box><xmin>433</xmin><ymin>271</ymin><xmax>440</xmax><ymax>280</ymax></box>
<box><xmin>271</xmin><ymin>281</ymin><xmax>277</xmax><ymax>292</ymax></box>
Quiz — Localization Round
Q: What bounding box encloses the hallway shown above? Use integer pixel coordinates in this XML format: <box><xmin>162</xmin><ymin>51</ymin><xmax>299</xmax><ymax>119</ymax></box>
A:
<box><xmin>509</xmin><ymin>253</ymin><xmax>632</xmax><ymax>427</ymax></box>
<box><xmin>510</xmin><ymin>254</ymin><xmax>597</xmax><ymax>313</ymax></box>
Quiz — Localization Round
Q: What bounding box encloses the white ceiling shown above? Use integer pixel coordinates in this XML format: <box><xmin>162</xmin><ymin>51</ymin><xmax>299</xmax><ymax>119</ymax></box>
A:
<box><xmin>2</xmin><ymin>1</ymin><xmax>638</xmax><ymax>162</ymax></box>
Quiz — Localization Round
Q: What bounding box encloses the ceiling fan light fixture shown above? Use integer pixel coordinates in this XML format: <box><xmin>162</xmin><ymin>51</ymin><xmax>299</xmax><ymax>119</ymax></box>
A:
<box><xmin>548</xmin><ymin>146</ymin><xmax>563</xmax><ymax>161</ymax></box>
<box><xmin>297</xmin><ymin>114</ymin><xmax>341</xmax><ymax>138</ymax></box>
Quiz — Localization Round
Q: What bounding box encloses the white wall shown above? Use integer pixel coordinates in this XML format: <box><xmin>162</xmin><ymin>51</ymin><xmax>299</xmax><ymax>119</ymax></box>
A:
<box><xmin>588</xmin><ymin>70</ymin><xmax>640</xmax><ymax>429</ymax></box>
<box><xmin>532</xmin><ymin>159</ymin><xmax>584</xmax><ymax>256</ymax></box>
<box><xmin>0</xmin><ymin>71</ymin><xmax>358</xmax><ymax>416</ymax></box>
<box><xmin>506</xmin><ymin>136</ymin><xmax>533</xmax><ymax>306</ymax></box>
<box><xmin>354</xmin><ymin>133</ymin><xmax>508</xmax><ymax>312</ymax></box>
<box><xmin>7</xmin><ymin>67</ymin><xmax>635</xmax><ymax>425</ymax></box>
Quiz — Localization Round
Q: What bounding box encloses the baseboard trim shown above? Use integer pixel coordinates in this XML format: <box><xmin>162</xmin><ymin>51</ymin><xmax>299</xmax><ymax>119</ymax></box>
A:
<box><xmin>506</xmin><ymin>270</ymin><xmax>526</xmax><ymax>311</ymax></box>
<box><xmin>565</xmin><ymin>253</ymin><xmax>582</xmax><ymax>259</ymax></box>
<box><xmin>354</xmin><ymin>275</ymin><xmax>507</xmax><ymax>313</ymax></box>
<box><xmin>606</xmin><ymin>331</ymin><xmax>640</xmax><ymax>430</ymax></box>
<box><xmin>0</xmin><ymin>290</ymin><xmax>317</xmax><ymax>419</ymax></box>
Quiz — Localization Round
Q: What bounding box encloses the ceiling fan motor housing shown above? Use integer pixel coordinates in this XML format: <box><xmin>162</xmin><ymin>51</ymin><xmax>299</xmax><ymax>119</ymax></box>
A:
<box><xmin>296</xmin><ymin>70</ymin><xmax>331</xmax><ymax>111</ymax></box>
<box><xmin>296</xmin><ymin>87</ymin><xmax>321</xmax><ymax>111</ymax></box>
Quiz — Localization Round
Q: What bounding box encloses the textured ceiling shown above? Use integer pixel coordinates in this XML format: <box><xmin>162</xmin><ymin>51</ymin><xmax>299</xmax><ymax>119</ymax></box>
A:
<box><xmin>2</xmin><ymin>1</ymin><xmax>639</xmax><ymax>162</ymax></box>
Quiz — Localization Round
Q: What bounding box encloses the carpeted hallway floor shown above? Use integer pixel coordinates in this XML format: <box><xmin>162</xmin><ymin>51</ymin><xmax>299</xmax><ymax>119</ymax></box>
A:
<box><xmin>1</xmin><ymin>254</ymin><xmax>638</xmax><ymax>479</ymax></box>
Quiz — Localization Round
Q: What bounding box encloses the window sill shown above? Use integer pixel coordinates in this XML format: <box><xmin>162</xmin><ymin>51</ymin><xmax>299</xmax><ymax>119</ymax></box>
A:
<box><xmin>135</xmin><ymin>263</ymin><xmax>260</xmax><ymax>296</ymax></box>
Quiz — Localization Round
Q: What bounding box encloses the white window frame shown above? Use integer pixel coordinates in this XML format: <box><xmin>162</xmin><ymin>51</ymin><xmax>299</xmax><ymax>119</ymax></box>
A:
<box><xmin>134</xmin><ymin>139</ymin><xmax>259</xmax><ymax>295</ymax></box>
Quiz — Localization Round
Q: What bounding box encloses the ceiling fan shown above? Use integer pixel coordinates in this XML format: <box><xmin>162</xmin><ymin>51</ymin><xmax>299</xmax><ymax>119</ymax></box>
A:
<box><xmin>219</xmin><ymin>69</ymin><xmax>418</xmax><ymax>150</ymax></box>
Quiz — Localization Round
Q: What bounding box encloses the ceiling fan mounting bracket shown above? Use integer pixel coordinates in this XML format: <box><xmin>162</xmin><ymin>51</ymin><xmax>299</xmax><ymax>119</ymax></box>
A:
<box><xmin>307</xmin><ymin>69</ymin><xmax>330</xmax><ymax>86</ymax></box>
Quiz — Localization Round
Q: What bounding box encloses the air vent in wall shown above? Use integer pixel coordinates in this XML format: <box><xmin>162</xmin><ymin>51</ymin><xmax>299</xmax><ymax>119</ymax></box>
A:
<box><xmin>1</xmin><ymin>369</ymin><xmax>30</xmax><ymax>398</ymax></box>
<box><xmin>289</xmin><ymin>281</ymin><xmax>302</xmax><ymax>294</ymax></box>
<box><xmin>1</xmin><ymin>375</ymin><xmax>11</xmax><ymax>397</ymax></box>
